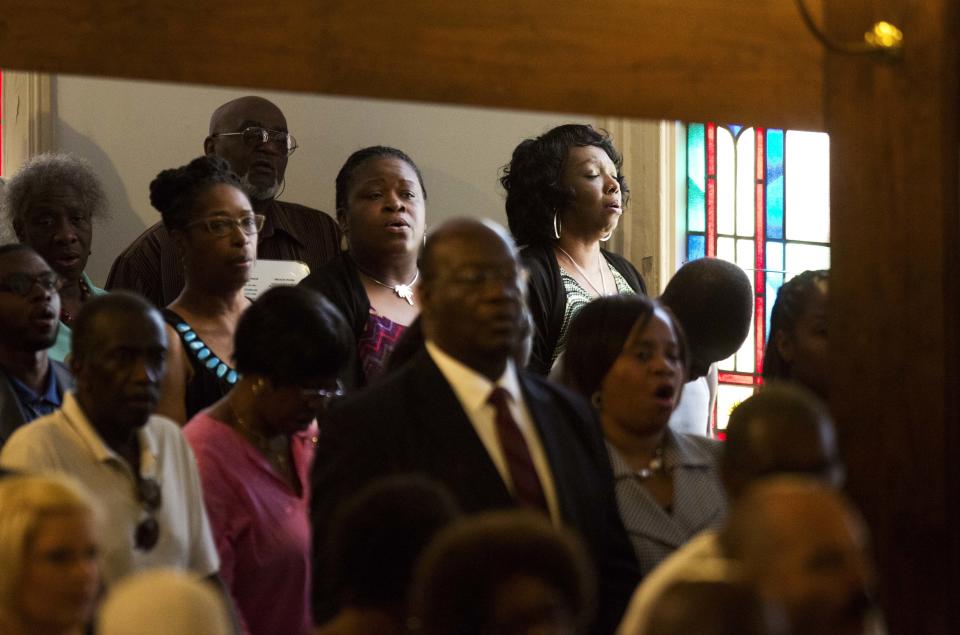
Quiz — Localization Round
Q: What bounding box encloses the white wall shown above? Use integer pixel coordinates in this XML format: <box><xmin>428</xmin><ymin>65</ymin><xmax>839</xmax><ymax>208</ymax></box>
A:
<box><xmin>51</xmin><ymin>75</ymin><xmax>596</xmax><ymax>284</ymax></box>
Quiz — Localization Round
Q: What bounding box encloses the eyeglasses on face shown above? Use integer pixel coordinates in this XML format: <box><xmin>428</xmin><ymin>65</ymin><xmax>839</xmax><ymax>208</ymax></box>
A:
<box><xmin>185</xmin><ymin>214</ymin><xmax>266</xmax><ymax>238</ymax></box>
<box><xmin>0</xmin><ymin>271</ymin><xmax>64</xmax><ymax>297</ymax></box>
<box><xmin>134</xmin><ymin>476</ymin><xmax>162</xmax><ymax>552</ymax></box>
<box><xmin>299</xmin><ymin>380</ymin><xmax>345</xmax><ymax>405</ymax></box>
<box><xmin>212</xmin><ymin>126</ymin><xmax>298</xmax><ymax>155</ymax></box>
<box><xmin>443</xmin><ymin>267</ymin><xmax>523</xmax><ymax>289</ymax></box>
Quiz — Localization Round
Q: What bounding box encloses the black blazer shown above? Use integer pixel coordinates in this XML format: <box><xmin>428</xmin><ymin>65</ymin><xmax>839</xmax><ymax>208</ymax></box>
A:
<box><xmin>311</xmin><ymin>350</ymin><xmax>640</xmax><ymax>633</ymax></box>
<box><xmin>521</xmin><ymin>244</ymin><xmax>647</xmax><ymax>375</ymax></box>
<box><xmin>299</xmin><ymin>252</ymin><xmax>369</xmax><ymax>389</ymax></box>
<box><xmin>0</xmin><ymin>360</ymin><xmax>75</xmax><ymax>450</ymax></box>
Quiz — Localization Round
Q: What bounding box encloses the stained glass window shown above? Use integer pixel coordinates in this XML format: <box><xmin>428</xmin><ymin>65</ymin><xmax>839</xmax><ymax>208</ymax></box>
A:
<box><xmin>684</xmin><ymin>123</ymin><xmax>830</xmax><ymax>436</ymax></box>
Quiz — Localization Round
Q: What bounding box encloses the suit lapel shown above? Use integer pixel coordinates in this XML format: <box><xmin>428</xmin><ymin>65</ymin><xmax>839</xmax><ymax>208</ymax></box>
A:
<box><xmin>608</xmin><ymin>445</ymin><xmax>691</xmax><ymax>549</ymax></box>
<box><xmin>608</xmin><ymin>436</ymin><xmax>725</xmax><ymax>549</ymax></box>
<box><xmin>518</xmin><ymin>374</ymin><xmax>579</xmax><ymax>523</ymax></box>
<box><xmin>407</xmin><ymin>352</ymin><xmax>514</xmax><ymax>511</ymax></box>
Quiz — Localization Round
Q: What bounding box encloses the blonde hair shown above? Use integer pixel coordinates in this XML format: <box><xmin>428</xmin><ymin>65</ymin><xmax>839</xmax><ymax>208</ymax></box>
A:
<box><xmin>0</xmin><ymin>474</ymin><xmax>99</xmax><ymax>615</ymax></box>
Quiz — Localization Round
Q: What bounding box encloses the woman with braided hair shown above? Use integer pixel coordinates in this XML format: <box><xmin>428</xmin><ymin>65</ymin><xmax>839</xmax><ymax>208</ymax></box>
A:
<box><xmin>762</xmin><ymin>270</ymin><xmax>830</xmax><ymax>399</ymax></box>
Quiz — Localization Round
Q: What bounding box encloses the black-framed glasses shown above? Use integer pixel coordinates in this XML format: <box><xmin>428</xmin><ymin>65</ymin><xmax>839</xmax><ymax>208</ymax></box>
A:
<box><xmin>134</xmin><ymin>477</ymin><xmax>162</xmax><ymax>551</ymax></box>
<box><xmin>300</xmin><ymin>380</ymin><xmax>345</xmax><ymax>407</ymax></box>
<box><xmin>185</xmin><ymin>214</ymin><xmax>266</xmax><ymax>238</ymax></box>
<box><xmin>0</xmin><ymin>271</ymin><xmax>64</xmax><ymax>297</ymax></box>
<box><xmin>212</xmin><ymin>126</ymin><xmax>298</xmax><ymax>156</ymax></box>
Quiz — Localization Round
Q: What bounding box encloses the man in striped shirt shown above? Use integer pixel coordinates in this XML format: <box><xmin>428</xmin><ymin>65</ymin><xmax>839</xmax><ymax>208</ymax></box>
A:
<box><xmin>107</xmin><ymin>96</ymin><xmax>341</xmax><ymax>307</ymax></box>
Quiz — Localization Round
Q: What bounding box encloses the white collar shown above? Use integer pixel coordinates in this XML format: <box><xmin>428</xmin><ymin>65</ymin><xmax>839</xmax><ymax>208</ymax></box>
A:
<box><xmin>60</xmin><ymin>392</ymin><xmax>159</xmax><ymax>478</ymax></box>
<box><xmin>424</xmin><ymin>341</ymin><xmax>523</xmax><ymax>412</ymax></box>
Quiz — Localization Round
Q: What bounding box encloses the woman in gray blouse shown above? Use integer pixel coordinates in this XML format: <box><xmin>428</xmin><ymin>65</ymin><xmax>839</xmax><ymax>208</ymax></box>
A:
<box><xmin>561</xmin><ymin>294</ymin><xmax>727</xmax><ymax>576</ymax></box>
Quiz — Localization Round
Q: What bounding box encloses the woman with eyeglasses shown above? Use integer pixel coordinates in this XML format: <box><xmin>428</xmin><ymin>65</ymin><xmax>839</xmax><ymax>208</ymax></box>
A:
<box><xmin>2</xmin><ymin>153</ymin><xmax>109</xmax><ymax>362</ymax></box>
<box><xmin>150</xmin><ymin>155</ymin><xmax>261</xmax><ymax>424</ymax></box>
<box><xmin>500</xmin><ymin>124</ymin><xmax>647</xmax><ymax>376</ymax></box>
<box><xmin>184</xmin><ymin>285</ymin><xmax>352</xmax><ymax>635</ymax></box>
<box><xmin>0</xmin><ymin>473</ymin><xmax>101</xmax><ymax>635</ymax></box>
<box><xmin>300</xmin><ymin>146</ymin><xmax>427</xmax><ymax>387</ymax></box>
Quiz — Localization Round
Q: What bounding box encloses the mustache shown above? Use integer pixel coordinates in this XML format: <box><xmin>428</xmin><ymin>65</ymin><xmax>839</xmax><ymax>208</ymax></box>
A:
<box><xmin>240</xmin><ymin>172</ymin><xmax>283</xmax><ymax>201</ymax></box>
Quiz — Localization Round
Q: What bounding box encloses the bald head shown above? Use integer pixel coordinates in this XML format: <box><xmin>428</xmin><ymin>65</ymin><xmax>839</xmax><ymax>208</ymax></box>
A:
<box><xmin>722</xmin><ymin>384</ymin><xmax>843</xmax><ymax>498</ymax></box>
<box><xmin>721</xmin><ymin>478</ymin><xmax>876</xmax><ymax>635</ymax></box>
<box><xmin>421</xmin><ymin>218</ymin><xmax>518</xmax><ymax>281</ymax></box>
<box><xmin>205</xmin><ymin>96</ymin><xmax>289</xmax><ymax>202</ymax></box>
<box><xmin>419</xmin><ymin>218</ymin><xmax>524</xmax><ymax>380</ymax></box>
<box><xmin>660</xmin><ymin>258</ymin><xmax>752</xmax><ymax>379</ymax></box>
<box><xmin>208</xmin><ymin>96</ymin><xmax>286</xmax><ymax>135</ymax></box>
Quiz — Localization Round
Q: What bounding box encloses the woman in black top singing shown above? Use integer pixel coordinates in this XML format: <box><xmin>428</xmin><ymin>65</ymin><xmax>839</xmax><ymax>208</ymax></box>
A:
<box><xmin>300</xmin><ymin>146</ymin><xmax>427</xmax><ymax>387</ymax></box>
<box><xmin>501</xmin><ymin>124</ymin><xmax>647</xmax><ymax>375</ymax></box>
<box><xmin>151</xmin><ymin>155</ymin><xmax>261</xmax><ymax>423</ymax></box>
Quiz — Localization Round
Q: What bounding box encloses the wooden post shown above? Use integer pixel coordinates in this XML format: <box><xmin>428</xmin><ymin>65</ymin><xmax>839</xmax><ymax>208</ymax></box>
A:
<box><xmin>825</xmin><ymin>1</ymin><xmax>959</xmax><ymax>631</ymax></box>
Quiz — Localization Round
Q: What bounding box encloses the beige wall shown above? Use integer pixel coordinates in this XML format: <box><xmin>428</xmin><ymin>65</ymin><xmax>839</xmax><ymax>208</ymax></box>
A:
<box><xmin>49</xmin><ymin>74</ymin><xmax>597</xmax><ymax>284</ymax></box>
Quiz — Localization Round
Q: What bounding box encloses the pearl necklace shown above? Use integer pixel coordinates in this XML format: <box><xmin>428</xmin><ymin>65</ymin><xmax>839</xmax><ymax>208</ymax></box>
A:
<box><xmin>555</xmin><ymin>246</ymin><xmax>607</xmax><ymax>297</ymax></box>
<box><xmin>358</xmin><ymin>267</ymin><xmax>419</xmax><ymax>306</ymax></box>
<box><xmin>635</xmin><ymin>446</ymin><xmax>665</xmax><ymax>480</ymax></box>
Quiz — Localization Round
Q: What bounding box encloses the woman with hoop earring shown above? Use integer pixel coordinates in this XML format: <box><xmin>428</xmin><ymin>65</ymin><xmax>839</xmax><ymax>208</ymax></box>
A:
<box><xmin>501</xmin><ymin>124</ymin><xmax>647</xmax><ymax>375</ymax></box>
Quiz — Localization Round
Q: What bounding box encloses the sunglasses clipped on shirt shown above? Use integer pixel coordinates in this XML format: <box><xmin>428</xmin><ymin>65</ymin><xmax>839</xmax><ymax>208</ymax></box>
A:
<box><xmin>134</xmin><ymin>476</ymin><xmax>162</xmax><ymax>551</ymax></box>
<box><xmin>0</xmin><ymin>271</ymin><xmax>64</xmax><ymax>297</ymax></box>
<box><xmin>211</xmin><ymin>126</ymin><xmax>299</xmax><ymax>156</ymax></box>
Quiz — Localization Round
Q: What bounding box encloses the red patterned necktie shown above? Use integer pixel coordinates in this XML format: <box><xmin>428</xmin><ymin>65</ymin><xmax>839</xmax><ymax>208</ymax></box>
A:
<box><xmin>487</xmin><ymin>387</ymin><xmax>549</xmax><ymax>514</ymax></box>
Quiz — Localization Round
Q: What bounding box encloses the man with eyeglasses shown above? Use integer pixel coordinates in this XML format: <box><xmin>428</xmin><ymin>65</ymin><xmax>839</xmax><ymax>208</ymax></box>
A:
<box><xmin>311</xmin><ymin>218</ymin><xmax>640</xmax><ymax>633</ymax></box>
<box><xmin>1</xmin><ymin>292</ymin><xmax>221</xmax><ymax>589</ymax></box>
<box><xmin>0</xmin><ymin>244</ymin><xmax>75</xmax><ymax>450</ymax></box>
<box><xmin>107</xmin><ymin>95</ymin><xmax>341</xmax><ymax>307</ymax></box>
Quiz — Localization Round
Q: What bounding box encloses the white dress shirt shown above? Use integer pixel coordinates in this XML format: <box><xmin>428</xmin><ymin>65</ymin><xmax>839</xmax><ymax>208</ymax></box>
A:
<box><xmin>668</xmin><ymin>363</ymin><xmax>719</xmax><ymax>437</ymax></box>
<box><xmin>425</xmin><ymin>341</ymin><xmax>560</xmax><ymax>523</ymax></box>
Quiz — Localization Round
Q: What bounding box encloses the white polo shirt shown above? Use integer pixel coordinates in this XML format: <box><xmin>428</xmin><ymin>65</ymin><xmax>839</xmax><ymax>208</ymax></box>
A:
<box><xmin>0</xmin><ymin>392</ymin><xmax>219</xmax><ymax>586</ymax></box>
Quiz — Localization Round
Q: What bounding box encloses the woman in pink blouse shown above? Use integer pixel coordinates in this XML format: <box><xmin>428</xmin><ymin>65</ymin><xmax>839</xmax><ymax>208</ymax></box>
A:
<box><xmin>184</xmin><ymin>286</ymin><xmax>351</xmax><ymax>635</ymax></box>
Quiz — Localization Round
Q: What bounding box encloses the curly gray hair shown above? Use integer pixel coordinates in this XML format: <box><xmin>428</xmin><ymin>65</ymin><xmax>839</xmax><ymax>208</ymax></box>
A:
<box><xmin>2</xmin><ymin>153</ymin><xmax>108</xmax><ymax>231</ymax></box>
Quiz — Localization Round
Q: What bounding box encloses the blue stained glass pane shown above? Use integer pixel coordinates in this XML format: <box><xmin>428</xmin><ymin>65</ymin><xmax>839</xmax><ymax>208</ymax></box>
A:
<box><xmin>766</xmin><ymin>129</ymin><xmax>784</xmax><ymax>240</ymax></box>
<box><xmin>728</xmin><ymin>124</ymin><xmax>743</xmax><ymax>137</ymax></box>
<box><xmin>687</xmin><ymin>124</ymin><xmax>706</xmax><ymax>233</ymax></box>
<box><xmin>687</xmin><ymin>235</ymin><xmax>706</xmax><ymax>261</ymax></box>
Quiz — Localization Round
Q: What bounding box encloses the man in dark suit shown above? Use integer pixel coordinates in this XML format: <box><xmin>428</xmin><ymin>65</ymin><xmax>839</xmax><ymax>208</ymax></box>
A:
<box><xmin>0</xmin><ymin>244</ymin><xmax>74</xmax><ymax>449</ymax></box>
<box><xmin>311</xmin><ymin>218</ymin><xmax>640</xmax><ymax>633</ymax></box>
